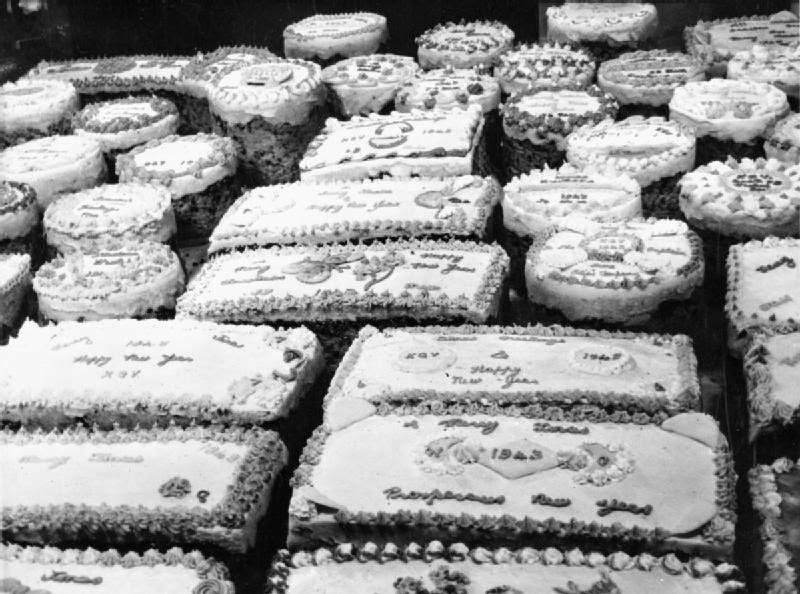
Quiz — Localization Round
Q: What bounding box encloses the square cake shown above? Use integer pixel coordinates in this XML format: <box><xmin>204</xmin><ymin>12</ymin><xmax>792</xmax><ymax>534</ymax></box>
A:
<box><xmin>208</xmin><ymin>176</ymin><xmax>501</xmax><ymax>254</ymax></box>
<box><xmin>1</xmin><ymin>425</ymin><xmax>287</xmax><ymax>553</ymax></box>
<box><xmin>0</xmin><ymin>319</ymin><xmax>323</xmax><ymax>429</ymax></box>
<box><xmin>0</xmin><ymin>543</ymin><xmax>234</xmax><ymax>594</ymax></box>
<box><xmin>289</xmin><ymin>408</ymin><xmax>736</xmax><ymax>558</ymax></box>
<box><xmin>726</xmin><ymin>237</ymin><xmax>800</xmax><ymax>354</ymax></box>
<box><xmin>299</xmin><ymin>107</ymin><xmax>487</xmax><ymax>181</ymax></box>
<box><xmin>327</xmin><ymin>324</ymin><xmax>700</xmax><ymax>417</ymax></box>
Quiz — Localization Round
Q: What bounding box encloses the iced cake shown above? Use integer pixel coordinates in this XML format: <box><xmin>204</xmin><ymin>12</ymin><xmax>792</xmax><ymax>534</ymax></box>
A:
<box><xmin>0</xmin><ymin>180</ymin><xmax>40</xmax><ymax>260</ymax></box>
<box><xmin>728</xmin><ymin>44</ymin><xmax>800</xmax><ymax>102</ymax></box>
<box><xmin>0</xmin><ymin>79</ymin><xmax>77</xmax><ymax>148</ymax></box>
<box><xmin>496</xmin><ymin>42</ymin><xmax>596</xmax><ymax>96</ymax></box>
<box><xmin>395</xmin><ymin>67</ymin><xmax>500</xmax><ymax>115</ymax></box>
<box><xmin>1</xmin><ymin>425</ymin><xmax>286</xmax><ymax>553</ymax></box>
<box><xmin>0</xmin><ymin>253</ymin><xmax>31</xmax><ymax>342</ymax></box>
<box><xmin>765</xmin><ymin>112</ymin><xmax>800</xmax><ymax>164</ymax></box>
<box><xmin>208</xmin><ymin>176</ymin><xmax>500</xmax><ymax>254</ymax></box>
<box><xmin>283</xmin><ymin>13</ymin><xmax>388</xmax><ymax>63</ymax></box>
<box><xmin>416</xmin><ymin>21</ymin><xmax>514</xmax><ymax>71</ymax></box>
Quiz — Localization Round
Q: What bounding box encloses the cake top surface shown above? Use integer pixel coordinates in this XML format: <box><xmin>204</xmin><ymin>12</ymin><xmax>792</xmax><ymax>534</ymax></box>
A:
<box><xmin>0</xmin><ymin>253</ymin><xmax>31</xmax><ymax>293</ymax></box>
<box><xmin>497</xmin><ymin>42</ymin><xmax>595</xmax><ymax>90</ymax></box>
<box><xmin>503</xmin><ymin>85</ymin><xmax>617</xmax><ymax>122</ymax></box>
<box><xmin>72</xmin><ymin>95</ymin><xmax>178</xmax><ymax>133</ymax></box>
<box><xmin>0</xmin><ymin>135</ymin><xmax>102</xmax><ymax>174</ymax></box>
<box><xmin>0</xmin><ymin>180</ymin><xmax>37</xmax><ymax>215</ymax></box>
<box><xmin>745</xmin><ymin>331</ymin><xmax>800</xmax><ymax>438</ymax></box>
<box><xmin>416</xmin><ymin>20</ymin><xmax>515</xmax><ymax>53</ymax></box>
<box><xmin>599</xmin><ymin>50</ymin><xmax>705</xmax><ymax>87</ymax></box>
<box><xmin>728</xmin><ymin>43</ymin><xmax>800</xmax><ymax>86</ymax></box>
<box><xmin>726</xmin><ymin>237</ymin><xmax>800</xmax><ymax>334</ymax></box>
<box><xmin>180</xmin><ymin>45</ymin><xmax>277</xmax><ymax>84</ymax></box>
<box><xmin>769</xmin><ymin>112</ymin><xmax>800</xmax><ymax>147</ymax></box>
<box><xmin>208</xmin><ymin>176</ymin><xmax>499</xmax><ymax>252</ymax></box>
<box><xmin>322</xmin><ymin>54</ymin><xmax>420</xmax><ymax>88</ymax></box>
<box><xmin>0</xmin><ymin>78</ymin><xmax>76</xmax><ymax>111</ymax></box>
<box><xmin>177</xmin><ymin>240</ymin><xmax>508</xmax><ymax>324</ymax></box>
<box><xmin>670</xmin><ymin>78</ymin><xmax>789</xmax><ymax>122</ymax></box>
<box><xmin>688</xmin><ymin>11</ymin><xmax>799</xmax><ymax>60</ymax></box>
<box><xmin>284</xmin><ymin>12</ymin><xmax>387</xmax><ymax>41</ymax></box>
<box><xmin>546</xmin><ymin>2</ymin><xmax>658</xmax><ymax>42</ymax></box>
<box><xmin>0</xmin><ymin>319</ymin><xmax>320</xmax><ymax>419</ymax></box>
<box><xmin>395</xmin><ymin>67</ymin><xmax>500</xmax><ymax>113</ymax></box>
<box><xmin>25</xmin><ymin>55</ymin><xmax>191</xmax><ymax>89</ymax></box>
<box><xmin>300</xmin><ymin>107</ymin><xmax>484</xmax><ymax>172</ymax></box>
<box><xmin>326</xmin><ymin>324</ymin><xmax>699</xmax><ymax>414</ymax></box>
<box><xmin>566</xmin><ymin>116</ymin><xmax>695</xmax><ymax>160</ymax></box>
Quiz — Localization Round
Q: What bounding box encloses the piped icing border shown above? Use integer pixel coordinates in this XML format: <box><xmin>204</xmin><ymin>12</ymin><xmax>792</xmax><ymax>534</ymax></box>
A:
<box><xmin>1</xmin><ymin>425</ymin><xmax>287</xmax><ymax>551</ymax></box>
<box><xmin>283</xmin><ymin>12</ymin><xmax>388</xmax><ymax>42</ymax></box>
<box><xmin>72</xmin><ymin>95</ymin><xmax>179</xmax><ymax>134</ymax></box>
<box><xmin>0</xmin><ymin>181</ymin><xmax>37</xmax><ymax>217</ymax></box>
<box><xmin>750</xmin><ymin>457</ymin><xmax>800</xmax><ymax>594</ymax></box>
<box><xmin>496</xmin><ymin>42</ymin><xmax>596</xmax><ymax>94</ymax></box>
<box><xmin>265</xmin><ymin>542</ymin><xmax>745</xmax><ymax>592</ymax></box>
<box><xmin>180</xmin><ymin>45</ymin><xmax>277</xmax><ymax>85</ymax></box>
<box><xmin>323</xmin><ymin>323</ymin><xmax>701</xmax><ymax>416</ymax></box>
<box><xmin>395</xmin><ymin>66</ymin><xmax>501</xmax><ymax>114</ymax></box>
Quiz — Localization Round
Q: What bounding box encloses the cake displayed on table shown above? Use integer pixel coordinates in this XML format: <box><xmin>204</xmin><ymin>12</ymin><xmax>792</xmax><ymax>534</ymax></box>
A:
<box><xmin>0</xmin><ymin>180</ymin><xmax>40</xmax><ymax>261</ymax></box>
<box><xmin>501</xmin><ymin>86</ymin><xmax>617</xmax><ymax>179</ymax></box>
<box><xmin>327</xmin><ymin>324</ymin><xmax>700</xmax><ymax>418</ymax></box>
<box><xmin>321</xmin><ymin>54</ymin><xmax>419</xmax><ymax>118</ymax></box>
<box><xmin>72</xmin><ymin>96</ymin><xmax>179</xmax><ymax>177</ymax></box>
<box><xmin>415</xmin><ymin>21</ymin><xmax>514</xmax><ymax>71</ymax></box>
<box><xmin>496</xmin><ymin>42</ymin><xmax>596</xmax><ymax>96</ymax></box>
<box><xmin>546</xmin><ymin>3</ymin><xmax>659</xmax><ymax>61</ymax></box>
<box><xmin>0</xmin><ymin>135</ymin><xmax>106</xmax><ymax>209</ymax></box>
<box><xmin>300</xmin><ymin>107</ymin><xmax>489</xmax><ymax>181</ymax></box>
<box><xmin>526</xmin><ymin>218</ymin><xmax>704</xmax><ymax>325</ymax></box>
<box><xmin>565</xmin><ymin>116</ymin><xmax>696</xmax><ymax>217</ymax></box>
<box><xmin>0</xmin><ymin>253</ymin><xmax>31</xmax><ymax>342</ymax></box>
<box><xmin>685</xmin><ymin>11</ymin><xmax>799</xmax><ymax>77</ymax></box>
<box><xmin>116</xmin><ymin>133</ymin><xmax>239</xmax><ymax>241</ymax></box>
<box><xmin>678</xmin><ymin>158</ymin><xmax>800</xmax><ymax>239</ymax></box>
<box><xmin>208</xmin><ymin>176</ymin><xmax>500</xmax><ymax>254</ymax></box>
<box><xmin>43</xmin><ymin>183</ymin><xmax>176</xmax><ymax>254</ymax></box>
<box><xmin>33</xmin><ymin>241</ymin><xmax>184</xmax><ymax>322</ymax></box>
<box><xmin>726</xmin><ymin>237</ymin><xmax>800</xmax><ymax>354</ymax></box>
<box><xmin>766</xmin><ymin>112</ymin><xmax>800</xmax><ymax>164</ymax></box>
<box><xmin>0</xmin><ymin>79</ymin><xmax>77</xmax><ymax>148</ymax></box>
<box><xmin>289</xmin><ymin>408</ymin><xmax>735</xmax><ymax>557</ymax></box>
<box><xmin>0</xmin><ymin>319</ymin><xmax>323</xmax><ymax>430</ymax></box>
<box><xmin>394</xmin><ymin>67</ymin><xmax>500</xmax><ymax>115</ymax></box>
<box><xmin>207</xmin><ymin>59</ymin><xmax>326</xmax><ymax>186</ymax></box>
<box><xmin>267</xmin><ymin>544</ymin><xmax>745</xmax><ymax>593</ymax></box>
<box><xmin>1</xmin><ymin>425</ymin><xmax>286</xmax><ymax>553</ymax></box>
<box><xmin>669</xmin><ymin>79</ymin><xmax>790</xmax><ymax>166</ymax></box>
<box><xmin>283</xmin><ymin>13</ymin><xmax>388</xmax><ymax>63</ymax></box>
<box><xmin>597</xmin><ymin>50</ymin><xmax>706</xmax><ymax>119</ymax></box>
<box><xmin>727</xmin><ymin>44</ymin><xmax>800</xmax><ymax>105</ymax></box>
<box><xmin>0</xmin><ymin>544</ymin><xmax>235</xmax><ymax>594</ymax></box>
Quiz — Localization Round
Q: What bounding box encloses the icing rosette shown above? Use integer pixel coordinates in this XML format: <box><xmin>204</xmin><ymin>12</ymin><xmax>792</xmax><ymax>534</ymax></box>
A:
<box><xmin>728</xmin><ymin>43</ymin><xmax>800</xmax><ymax>99</ymax></box>
<box><xmin>283</xmin><ymin>13</ymin><xmax>388</xmax><ymax>61</ymax></box>
<box><xmin>497</xmin><ymin>42</ymin><xmax>596</xmax><ymax>95</ymax></box>
<box><xmin>416</xmin><ymin>20</ymin><xmax>515</xmax><ymax>70</ymax></box>
<box><xmin>179</xmin><ymin>45</ymin><xmax>278</xmax><ymax>98</ymax></box>
<box><xmin>395</xmin><ymin>67</ymin><xmax>500</xmax><ymax>114</ymax></box>
<box><xmin>669</xmin><ymin>79</ymin><xmax>790</xmax><ymax>143</ymax></box>
<box><xmin>678</xmin><ymin>157</ymin><xmax>800</xmax><ymax>239</ymax></box>
<box><xmin>0</xmin><ymin>181</ymin><xmax>38</xmax><ymax>242</ymax></box>
<box><xmin>0</xmin><ymin>78</ymin><xmax>78</xmax><ymax>135</ymax></box>
<box><xmin>765</xmin><ymin>112</ymin><xmax>800</xmax><ymax>164</ymax></box>
<box><xmin>597</xmin><ymin>50</ymin><xmax>706</xmax><ymax>107</ymax></box>
<box><xmin>546</xmin><ymin>3</ymin><xmax>659</xmax><ymax>46</ymax></box>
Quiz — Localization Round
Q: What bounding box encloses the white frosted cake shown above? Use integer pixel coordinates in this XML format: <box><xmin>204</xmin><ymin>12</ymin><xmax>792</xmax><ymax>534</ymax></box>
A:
<box><xmin>43</xmin><ymin>183</ymin><xmax>177</xmax><ymax>254</ymax></box>
<box><xmin>726</xmin><ymin>237</ymin><xmax>800</xmax><ymax>354</ymax></box>
<box><xmin>0</xmin><ymin>319</ymin><xmax>323</xmax><ymax>428</ymax></box>
<box><xmin>33</xmin><ymin>241</ymin><xmax>184</xmax><ymax>322</ymax></box>
<box><xmin>289</xmin><ymin>409</ymin><xmax>735</xmax><ymax>557</ymax></box>
<box><xmin>283</xmin><ymin>13</ymin><xmax>388</xmax><ymax>61</ymax></box>
<box><xmin>1</xmin><ymin>426</ymin><xmax>286</xmax><ymax>553</ymax></box>
<box><xmin>728</xmin><ymin>44</ymin><xmax>800</xmax><ymax>99</ymax></box>
<box><xmin>0</xmin><ymin>79</ymin><xmax>77</xmax><ymax>147</ymax></box>
<box><xmin>0</xmin><ymin>544</ymin><xmax>234</xmax><ymax>594</ymax></box>
<box><xmin>0</xmin><ymin>253</ymin><xmax>31</xmax><ymax>337</ymax></box>
<box><xmin>268</xmin><ymin>544</ymin><xmax>745</xmax><ymax>593</ymax></box>
<box><xmin>415</xmin><ymin>21</ymin><xmax>515</xmax><ymax>71</ymax></box>
<box><xmin>208</xmin><ymin>176</ymin><xmax>500</xmax><ymax>253</ymax></box>
<box><xmin>300</xmin><ymin>107</ymin><xmax>486</xmax><ymax>181</ymax></box>
<box><xmin>546</xmin><ymin>3</ymin><xmax>658</xmax><ymax>48</ymax></box>
<box><xmin>766</xmin><ymin>112</ymin><xmax>800</xmax><ymax>164</ymax></box>
<box><xmin>525</xmin><ymin>218</ymin><xmax>704</xmax><ymax>324</ymax></box>
<box><xmin>395</xmin><ymin>67</ymin><xmax>500</xmax><ymax>115</ymax></box>
<box><xmin>497</xmin><ymin>42</ymin><xmax>596</xmax><ymax>95</ymax></box>
<box><xmin>177</xmin><ymin>240</ymin><xmax>508</xmax><ymax>325</ymax></box>
<box><xmin>327</xmin><ymin>324</ymin><xmax>700</xmax><ymax>416</ymax></box>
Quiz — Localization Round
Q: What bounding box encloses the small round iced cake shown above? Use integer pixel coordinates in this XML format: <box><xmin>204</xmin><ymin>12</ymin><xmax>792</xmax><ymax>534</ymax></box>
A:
<box><xmin>322</xmin><ymin>54</ymin><xmax>420</xmax><ymax>117</ymax></box>
<box><xmin>728</xmin><ymin>44</ymin><xmax>800</xmax><ymax>100</ymax></box>
<box><xmin>765</xmin><ymin>112</ymin><xmax>800</xmax><ymax>164</ymax></box>
<box><xmin>598</xmin><ymin>50</ymin><xmax>705</xmax><ymax>109</ymax></box>
<box><xmin>395</xmin><ymin>67</ymin><xmax>500</xmax><ymax>114</ymax></box>
<box><xmin>44</xmin><ymin>183</ymin><xmax>177</xmax><ymax>254</ymax></box>
<box><xmin>416</xmin><ymin>21</ymin><xmax>515</xmax><ymax>70</ymax></box>
<box><xmin>0</xmin><ymin>253</ymin><xmax>31</xmax><ymax>335</ymax></box>
<box><xmin>0</xmin><ymin>79</ymin><xmax>77</xmax><ymax>148</ymax></box>
<box><xmin>283</xmin><ymin>13</ymin><xmax>388</xmax><ymax>61</ymax></box>
<box><xmin>679</xmin><ymin>158</ymin><xmax>800</xmax><ymax>239</ymax></box>
<box><xmin>116</xmin><ymin>133</ymin><xmax>238</xmax><ymax>241</ymax></box>
<box><xmin>33</xmin><ymin>241</ymin><xmax>184</xmax><ymax>322</ymax></box>
<box><xmin>0</xmin><ymin>181</ymin><xmax>38</xmax><ymax>252</ymax></box>
<box><xmin>496</xmin><ymin>42</ymin><xmax>596</xmax><ymax>95</ymax></box>
<box><xmin>525</xmin><ymin>217</ymin><xmax>703</xmax><ymax>324</ymax></box>
<box><xmin>0</xmin><ymin>135</ymin><xmax>106</xmax><ymax>209</ymax></box>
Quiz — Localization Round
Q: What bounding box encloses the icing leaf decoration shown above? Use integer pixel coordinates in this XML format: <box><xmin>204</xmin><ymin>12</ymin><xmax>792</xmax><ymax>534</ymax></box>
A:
<box><xmin>282</xmin><ymin>253</ymin><xmax>361</xmax><ymax>284</ymax></box>
<box><xmin>554</xmin><ymin>570</ymin><xmax>621</xmax><ymax>594</ymax></box>
<box><xmin>192</xmin><ymin>578</ymin><xmax>235</xmax><ymax>594</ymax></box>
<box><xmin>158</xmin><ymin>476</ymin><xmax>192</xmax><ymax>498</ymax></box>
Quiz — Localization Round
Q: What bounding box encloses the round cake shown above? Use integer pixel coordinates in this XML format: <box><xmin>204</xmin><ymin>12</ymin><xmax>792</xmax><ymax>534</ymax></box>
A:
<box><xmin>565</xmin><ymin>116</ymin><xmax>696</xmax><ymax>217</ymax></box>
<box><xmin>116</xmin><ymin>133</ymin><xmax>238</xmax><ymax>242</ymax></box>
<box><xmin>321</xmin><ymin>54</ymin><xmax>420</xmax><ymax>117</ymax></box>
<box><xmin>501</xmin><ymin>86</ymin><xmax>617</xmax><ymax>178</ymax></box>
<box><xmin>679</xmin><ymin>157</ymin><xmax>800</xmax><ymax>239</ymax></box>
<box><xmin>765</xmin><ymin>112</ymin><xmax>800</xmax><ymax>164</ymax></box>
<box><xmin>0</xmin><ymin>181</ymin><xmax>39</xmax><ymax>260</ymax></box>
<box><xmin>43</xmin><ymin>183</ymin><xmax>177</xmax><ymax>254</ymax></box>
<box><xmin>0</xmin><ymin>135</ymin><xmax>106</xmax><ymax>210</ymax></box>
<box><xmin>0</xmin><ymin>252</ymin><xmax>31</xmax><ymax>341</ymax></box>
<box><xmin>395</xmin><ymin>67</ymin><xmax>500</xmax><ymax>114</ymax></box>
<box><xmin>669</xmin><ymin>78</ymin><xmax>790</xmax><ymax>165</ymax></box>
<box><xmin>33</xmin><ymin>240</ymin><xmax>184</xmax><ymax>322</ymax></box>
<box><xmin>207</xmin><ymin>59</ymin><xmax>326</xmax><ymax>186</ymax></box>
<box><xmin>525</xmin><ymin>217</ymin><xmax>704</xmax><ymax>324</ymax></box>
<box><xmin>416</xmin><ymin>21</ymin><xmax>515</xmax><ymax>71</ymax></box>
<box><xmin>0</xmin><ymin>79</ymin><xmax>78</xmax><ymax>149</ymax></box>
<box><xmin>283</xmin><ymin>13</ymin><xmax>388</xmax><ymax>63</ymax></box>
<box><xmin>496</xmin><ymin>42</ymin><xmax>596</xmax><ymax>96</ymax></box>
<box><xmin>727</xmin><ymin>44</ymin><xmax>800</xmax><ymax>104</ymax></box>
<box><xmin>597</xmin><ymin>50</ymin><xmax>705</xmax><ymax>117</ymax></box>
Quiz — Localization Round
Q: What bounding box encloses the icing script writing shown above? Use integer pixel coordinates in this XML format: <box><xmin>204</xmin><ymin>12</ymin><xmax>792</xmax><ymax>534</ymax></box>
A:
<box><xmin>416</xmin><ymin>253</ymin><xmax>476</xmax><ymax>275</ymax></box>
<box><xmin>779</xmin><ymin>352</ymin><xmax>800</xmax><ymax>367</ymax></box>
<box><xmin>596</xmin><ymin>498</ymin><xmax>652</xmax><ymax>517</ymax></box>
<box><xmin>759</xmin><ymin>294</ymin><xmax>793</xmax><ymax>311</ymax></box>
<box><xmin>532</xmin><ymin>422</ymin><xmax>590</xmax><ymax>435</ymax></box>
<box><xmin>19</xmin><ymin>456</ymin><xmax>69</xmax><ymax>469</ymax></box>
<box><xmin>438</xmin><ymin>418</ymin><xmax>498</xmax><ymax>435</ymax></box>
<box><xmin>383</xmin><ymin>486</ymin><xmax>505</xmax><ymax>506</ymax></box>
<box><xmin>469</xmin><ymin>364</ymin><xmax>540</xmax><ymax>390</ymax></box>
<box><xmin>213</xmin><ymin>334</ymin><xmax>244</xmax><ymax>348</ymax></box>
<box><xmin>89</xmin><ymin>453</ymin><xmax>144</xmax><ymax>463</ymax></box>
<box><xmin>756</xmin><ymin>256</ymin><xmax>796</xmax><ymax>273</ymax></box>
<box><xmin>41</xmin><ymin>571</ymin><xmax>102</xmax><ymax>585</ymax></box>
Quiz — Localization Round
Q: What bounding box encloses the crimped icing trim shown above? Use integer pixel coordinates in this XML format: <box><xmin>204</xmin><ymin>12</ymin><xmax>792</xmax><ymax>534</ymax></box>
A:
<box><xmin>0</xmin><ymin>253</ymin><xmax>31</xmax><ymax>295</ymax></box>
<box><xmin>284</xmin><ymin>12</ymin><xmax>387</xmax><ymax>42</ymax></box>
<box><xmin>72</xmin><ymin>95</ymin><xmax>178</xmax><ymax>134</ymax></box>
<box><xmin>497</xmin><ymin>42</ymin><xmax>596</xmax><ymax>94</ymax></box>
